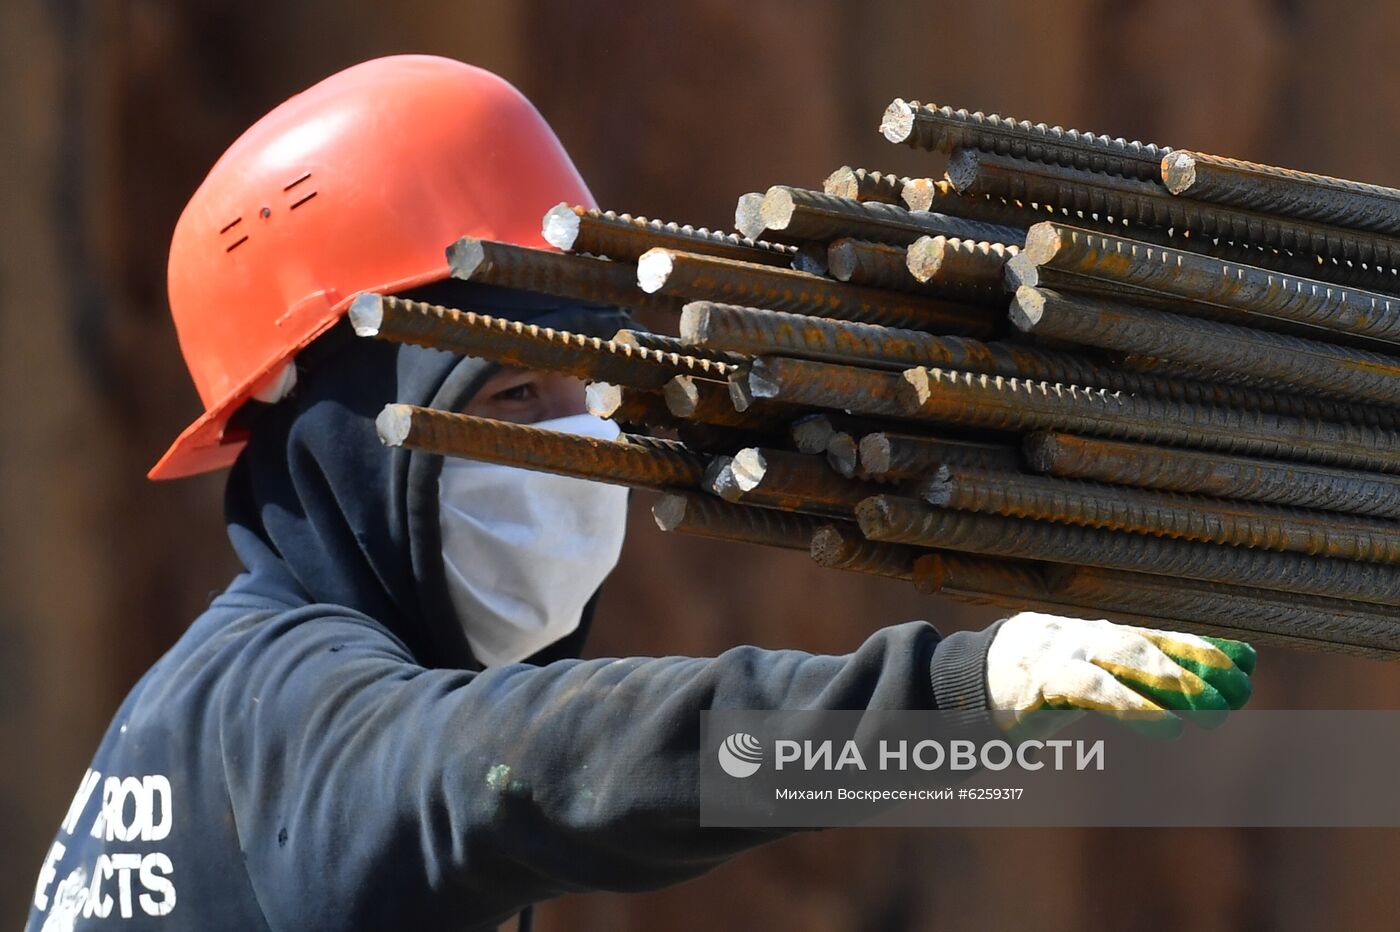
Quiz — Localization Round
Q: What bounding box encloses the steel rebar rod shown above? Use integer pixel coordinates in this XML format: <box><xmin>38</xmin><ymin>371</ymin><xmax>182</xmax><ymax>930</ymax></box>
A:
<box><xmin>758</xmin><ymin>185</ymin><xmax>1023</xmax><ymax>248</ymax></box>
<box><xmin>1021</xmin><ymin>222</ymin><xmax>1400</xmax><ymax>346</ymax></box>
<box><xmin>662</xmin><ymin>374</ymin><xmax>802</xmax><ymax>432</ymax></box>
<box><xmin>678</xmin><ymin>301</ymin><xmax>1393</xmax><ymax>425</ymax></box>
<box><xmin>732</xmin><ymin>356</ymin><xmax>910</xmax><ymax>419</ymax></box>
<box><xmin>898</xmin><ymin>366</ymin><xmax>1400</xmax><ymax>474</ymax></box>
<box><xmin>610</xmin><ymin>329</ymin><xmax>749</xmax><ymax>367</ymax></box>
<box><xmin>585</xmin><ymin>382</ymin><xmax>676</xmax><ymax>430</ymax></box>
<box><xmin>822</xmin><ymin>167</ymin><xmax>910</xmax><ymax>205</ymax></box>
<box><xmin>652</xmin><ymin>492</ymin><xmax>826</xmax><ymax>550</ymax></box>
<box><xmin>859</xmin><ymin>433</ymin><xmax>1020</xmax><ymax>480</ymax></box>
<box><xmin>920</xmin><ymin>464</ymin><xmax>1400</xmax><ymax>562</ymax></box>
<box><xmin>445</xmin><ymin>236</ymin><xmax>686</xmax><ymax>316</ymax></box>
<box><xmin>542</xmin><ymin>203</ymin><xmax>797</xmax><ymax>267</ymax></box>
<box><xmin>826</xmin><ymin>432</ymin><xmax>859</xmax><ymax>478</ymax></box>
<box><xmin>880</xmin><ymin>99</ymin><xmax>1172</xmax><ymax>181</ymax></box>
<box><xmin>947</xmin><ymin>149</ymin><xmax>1400</xmax><ymax>271</ymax></box>
<box><xmin>856</xmin><ymin>494</ymin><xmax>1400</xmax><ymax>606</ymax></box>
<box><xmin>905</xmin><ymin>235</ymin><xmax>1018</xmax><ymax>292</ymax></box>
<box><xmin>809</xmin><ymin>523</ymin><xmax>922</xmax><ymax>579</ymax></box>
<box><xmin>376</xmin><ymin>405</ymin><xmax>707</xmax><ymax>490</ymax></box>
<box><xmin>350</xmin><ymin>294</ymin><xmax>734</xmax><ymax>390</ymax></box>
<box><xmin>1043</xmin><ymin>564</ymin><xmax>1400</xmax><ymax>656</ymax></box>
<box><xmin>636</xmin><ymin>248</ymin><xmax>995</xmax><ymax>335</ymax></box>
<box><xmin>827</xmin><ymin>238</ymin><xmax>985</xmax><ymax>298</ymax></box>
<box><xmin>1011</xmin><ymin>286</ymin><xmax>1400</xmax><ymax>407</ymax></box>
<box><xmin>1024</xmin><ymin>432</ymin><xmax>1400</xmax><ymax>520</ymax></box>
<box><xmin>715</xmin><ymin>447</ymin><xmax>879</xmax><ymax>516</ymax></box>
<box><xmin>1162</xmin><ymin>150</ymin><xmax>1400</xmax><ymax>238</ymax></box>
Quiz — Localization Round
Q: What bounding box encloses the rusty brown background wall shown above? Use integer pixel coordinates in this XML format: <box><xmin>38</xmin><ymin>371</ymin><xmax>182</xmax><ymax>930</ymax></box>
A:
<box><xmin>5</xmin><ymin>0</ymin><xmax>1400</xmax><ymax>928</ymax></box>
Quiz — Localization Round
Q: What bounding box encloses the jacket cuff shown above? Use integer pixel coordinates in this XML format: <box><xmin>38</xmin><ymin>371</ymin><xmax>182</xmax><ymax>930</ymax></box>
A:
<box><xmin>929</xmin><ymin>619</ymin><xmax>1005</xmax><ymax>711</ymax></box>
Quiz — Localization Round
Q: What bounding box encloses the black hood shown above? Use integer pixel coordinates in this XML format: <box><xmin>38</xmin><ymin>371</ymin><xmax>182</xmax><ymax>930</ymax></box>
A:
<box><xmin>223</xmin><ymin>280</ymin><xmax>631</xmax><ymax>669</ymax></box>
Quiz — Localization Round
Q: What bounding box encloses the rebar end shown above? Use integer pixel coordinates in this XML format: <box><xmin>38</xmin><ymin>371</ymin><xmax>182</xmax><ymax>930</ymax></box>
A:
<box><xmin>857</xmin><ymin>433</ymin><xmax>891</xmax><ymax>476</ymax></box>
<box><xmin>905</xmin><ymin>235</ymin><xmax>947</xmax><ymax>282</ymax></box>
<box><xmin>790</xmin><ymin>242</ymin><xmax>828</xmax><ymax>276</ymax></box>
<box><xmin>826</xmin><ymin>239</ymin><xmax>858</xmax><ymax>282</ymax></box>
<box><xmin>636</xmin><ymin>248</ymin><xmax>673</xmax><ymax>294</ymax></box>
<box><xmin>899</xmin><ymin>367</ymin><xmax>935</xmax><ymax>410</ymax></box>
<box><xmin>678</xmin><ymin>302</ymin><xmax>711</xmax><ymax>346</ymax></box>
<box><xmin>758</xmin><ymin>186</ymin><xmax>797</xmax><ymax>233</ymax></box>
<box><xmin>541</xmin><ymin>202</ymin><xmax>582</xmax><ymax>251</ymax></box>
<box><xmin>854</xmin><ymin>494</ymin><xmax>898</xmax><ymax>537</ymax></box>
<box><xmin>652</xmin><ymin>493</ymin><xmax>689</xmax><ymax>531</ymax></box>
<box><xmin>745</xmin><ymin>359</ymin><xmax>782</xmax><ymax>402</ymax></box>
<box><xmin>375</xmin><ymin>404</ymin><xmax>413</xmax><ymax>448</ymax></box>
<box><xmin>944</xmin><ymin>149</ymin><xmax>981</xmax><ymax>194</ymax></box>
<box><xmin>919</xmin><ymin>466</ymin><xmax>954</xmax><ymax>507</ymax></box>
<box><xmin>1161</xmin><ymin>151</ymin><xmax>1198</xmax><ymax>195</ymax></box>
<box><xmin>810</xmin><ymin>524</ymin><xmax>856</xmax><ymax>567</ymax></box>
<box><xmin>584</xmin><ymin>382</ymin><xmax>625</xmax><ymax>419</ymax></box>
<box><xmin>1008</xmin><ymin>285</ymin><xmax>1046</xmax><ymax>333</ymax></box>
<box><xmin>823</xmin><ymin>165</ymin><xmax>857</xmax><ymax>199</ymax></box>
<box><xmin>734</xmin><ymin>192</ymin><xmax>766</xmax><ymax>240</ymax></box>
<box><xmin>730</xmin><ymin>448</ymin><xmax>767</xmax><ymax>493</ymax></box>
<box><xmin>348</xmin><ymin>293</ymin><xmax>385</xmax><ymax>337</ymax></box>
<box><xmin>901</xmin><ymin>177</ymin><xmax>936</xmax><ymax>212</ymax></box>
<box><xmin>612</xmin><ymin>328</ymin><xmax>643</xmax><ymax>349</ymax></box>
<box><xmin>879</xmin><ymin>98</ymin><xmax>916</xmax><ymax>144</ymax></box>
<box><xmin>661</xmin><ymin>375</ymin><xmax>698</xmax><ymax>417</ymax></box>
<box><xmin>704</xmin><ymin>456</ymin><xmax>743</xmax><ymax>502</ymax></box>
<box><xmin>910</xmin><ymin>552</ymin><xmax>946</xmax><ymax>594</ymax></box>
<box><xmin>1002</xmin><ymin>252</ymin><xmax>1038</xmax><ymax>291</ymax></box>
<box><xmin>446</xmin><ymin>236</ymin><xmax>487</xmax><ymax>280</ymax></box>
<box><xmin>1021</xmin><ymin>221</ymin><xmax>1065</xmax><ymax>266</ymax></box>
<box><xmin>728</xmin><ymin>372</ymin><xmax>755</xmax><ymax>412</ymax></box>
<box><xmin>791</xmin><ymin>414</ymin><xmax>836</xmax><ymax>455</ymax></box>
<box><xmin>1022</xmin><ymin>432</ymin><xmax>1059</xmax><ymax>473</ymax></box>
<box><xmin>826</xmin><ymin>433</ymin><xmax>858</xmax><ymax>477</ymax></box>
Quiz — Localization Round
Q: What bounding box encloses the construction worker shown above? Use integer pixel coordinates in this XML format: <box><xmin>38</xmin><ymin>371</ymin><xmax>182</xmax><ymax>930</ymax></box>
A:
<box><xmin>26</xmin><ymin>55</ymin><xmax>1254</xmax><ymax>932</ymax></box>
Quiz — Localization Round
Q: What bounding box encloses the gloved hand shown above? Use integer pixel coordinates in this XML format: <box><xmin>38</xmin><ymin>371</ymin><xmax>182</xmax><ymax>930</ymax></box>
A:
<box><xmin>986</xmin><ymin>612</ymin><xmax>1256</xmax><ymax>739</ymax></box>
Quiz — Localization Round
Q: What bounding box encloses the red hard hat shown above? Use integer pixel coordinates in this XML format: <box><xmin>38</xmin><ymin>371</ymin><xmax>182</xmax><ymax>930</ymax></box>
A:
<box><xmin>149</xmin><ymin>55</ymin><xmax>595</xmax><ymax>479</ymax></box>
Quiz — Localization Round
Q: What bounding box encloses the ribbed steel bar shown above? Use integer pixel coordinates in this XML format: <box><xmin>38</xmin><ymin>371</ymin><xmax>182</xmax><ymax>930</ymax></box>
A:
<box><xmin>376</xmin><ymin>405</ymin><xmax>706</xmax><ymax>490</ymax></box>
<box><xmin>350</xmin><ymin>295</ymin><xmax>734</xmax><ymax>391</ymax></box>
<box><xmin>732</xmin><ymin>356</ymin><xmax>910</xmax><ymax>419</ymax></box>
<box><xmin>678</xmin><ymin>301</ymin><xmax>1396</xmax><ymax>426</ymax></box>
<box><xmin>822</xmin><ymin>167</ymin><xmax>910</xmax><ymax>205</ymax></box>
<box><xmin>541</xmin><ymin>203</ymin><xmax>797</xmax><ymax>267</ymax></box>
<box><xmin>947</xmin><ymin>149</ymin><xmax>1400</xmax><ymax>270</ymax></box>
<box><xmin>1044</xmin><ymin>564</ymin><xmax>1400</xmax><ymax>656</ymax></box>
<box><xmin>734</xmin><ymin>192</ymin><xmax>806</xmax><ymax>246</ymax></box>
<box><xmin>662</xmin><ymin>374</ymin><xmax>802</xmax><ymax>432</ymax></box>
<box><xmin>636</xmin><ymin>248</ymin><xmax>994</xmax><ymax>335</ymax></box>
<box><xmin>905</xmin><ymin>236</ymin><xmax>1018</xmax><ymax>291</ymax></box>
<box><xmin>445</xmin><ymin>236</ymin><xmax>686</xmax><ymax>316</ymax></box>
<box><xmin>758</xmin><ymin>185</ymin><xmax>1023</xmax><ymax>248</ymax></box>
<box><xmin>715</xmin><ymin>447</ymin><xmax>878</xmax><ymax>517</ymax></box>
<box><xmin>1022</xmin><ymin>222</ymin><xmax>1400</xmax><ymax>346</ymax></box>
<box><xmin>920</xmin><ymin>464</ymin><xmax>1400</xmax><ymax>562</ymax></box>
<box><xmin>826</xmin><ymin>238</ymin><xmax>953</xmax><ymax>296</ymax></box>
<box><xmin>611</xmin><ymin>329</ymin><xmax>748</xmax><ymax>367</ymax></box>
<box><xmin>1025</xmin><ymin>432</ymin><xmax>1400</xmax><ymax>520</ymax></box>
<box><xmin>857</xmin><ymin>494</ymin><xmax>1400</xmax><ymax>605</ymax></box>
<box><xmin>1163</xmin><ymin>150</ymin><xmax>1400</xmax><ymax>238</ymax></box>
<box><xmin>859</xmin><ymin>433</ymin><xmax>1020</xmax><ymax>480</ymax></box>
<box><xmin>809</xmin><ymin>523</ymin><xmax>922</xmax><ymax>579</ymax></box>
<box><xmin>652</xmin><ymin>492</ymin><xmax>825</xmax><ymax>551</ymax></box>
<box><xmin>1011</xmin><ymin>286</ymin><xmax>1400</xmax><ymax>407</ymax></box>
<box><xmin>585</xmin><ymin>382</ymin><xmax>676</xmax><ymax>430</ymax></box>
<box><xmin>880</xmin><ymin>99</ymin><xmax>1172</xmax><ymax>181</ymax></box>
<box><xmin>898</xmin><ymin>367</ymin><xmax>1400</xmax><ymax>474</ymax></box>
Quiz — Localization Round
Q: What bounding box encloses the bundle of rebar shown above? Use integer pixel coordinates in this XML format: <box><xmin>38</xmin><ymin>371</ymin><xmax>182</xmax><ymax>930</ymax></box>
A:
<box><xmin>351</xmin><ymin>98</ymin><xmax>1400</xmax><ymax>661</ymax></box>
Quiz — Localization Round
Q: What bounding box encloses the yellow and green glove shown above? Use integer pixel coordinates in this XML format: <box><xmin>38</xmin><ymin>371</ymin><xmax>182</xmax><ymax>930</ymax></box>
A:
<box><xmin>986</xmin><ymin>612</ymin><xmax>1256</xmax><ymax>739</ymax></box>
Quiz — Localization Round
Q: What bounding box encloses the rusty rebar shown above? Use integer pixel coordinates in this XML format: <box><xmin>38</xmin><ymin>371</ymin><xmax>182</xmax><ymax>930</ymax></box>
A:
<box><xmin>899</xmin><ymin>367</ymin><xmax>1400</xmax><ymax>475</ymax></box>
<box><xmin>758</xmin><ymin>185</ymin><xmax>1023</xmax><ymax>248</ymax></box>
<box><xmin>905</xmin><ymin>236</ymin><xmax>1018</xmax><ymax>293</ymax></box>
<box><xmin>1020</xmin><ymin>222</ymin><xmax>1400</xmax><ymax>346</ymax></box>
<box><xmin>792</xmin><ymin>413</ymin><xmax>839</xmax><ymax>455</ymax></box>
<box><xmin>662</xmin><ymin>374</ymin><xmax>802</xmax><ymax>433</ymax></box>
<box><xmin>1025</xmin><ymin>432</ymin><xmax>1400</xmax><ymax>521</ymax></box>
<box><xmin>652</xmin><ymin>492</ymin><xmax>825</xmax><ymax>551</ymax></box>
<box><xmin>584</xmin><ymin>382</ymin><xmax>675</xmax><ymax>430</ymax></box>
<box><xmin>611</xmin><ymin>329</ymin><xmax>748</xmax><ymax>367</ymax></box>
<box><xmin>1011</xmin><ymin>286</ymin><xmax>1400</xmax><ymax>407</ymax></box>
<box><xmin>713</xmin><ymin>447</ymin><xmax>879</xmax><ymax>517</ymax></box>
<box><xmin>822</xmin><ymin>167</ymin><xmax>910</xmax><ymax>205</ymax></box>
<box><xmin>920</xmin><ymin>464</ymin><xmax>1400</xmax><ymax>563</ymax></box>
<box><xmin>445</xmin><ymin>236</ymin><xmax>686</xmax><ymax>316</ymax></box>
<box><xmin>880</xmin><ymin>99</ymin><xmax>1172</xmax><ymax>181</ymax></box>
<box><xmin>859</xmin><ymin>433</ymin><xmax>1020</xmax><ymax>480</ymax></box>
<box><xmin>947</xmin><ymin>149</ymin><xmax>1400</xmax><ymax>271</ymax></box>
<box><xmin>857</xmin><ymin>494</ymin><xmax>1400</xmax><ymax>606</ymax></box>
<box><xmin>541</xmin><ymin>203</ymin><xmax>796</xmax><ymax>266</ymax></box>
<box><xmin>827</xmin><ymin>238</ymin><xmax>944</xmax><ymax>296</ymax></box>
<box><xmin>376</xmin><ymin>405</ymin><xmax>706</xmax><ymax>490</ymax></box>
<box><xmin>350</xmin><ymin>294</ymin><xmax>734</xmax><ymax>390</ymax></box>
<box><xmin>825</xmin><ymin>432</ymin><xmax>859</xmax><ymax>478</ymax></box>
<box><xmin>1163</xmin><ymin>150</ymin><xmax>1400</xmax><ymax>238</ymax></box>
<box><xmin>637</xmin><ymin>249</ymin><xmax>994</xmax><ymax>335</ymax></box>
<box><xmin>733</xmin><ymin>356</ymin><xmax>910</xmax><ymax>419</ymax></box>
<box><xmin>809</xmin><ymin>524</ymin><xmax>922</xmax><ymax>579</ymax></box>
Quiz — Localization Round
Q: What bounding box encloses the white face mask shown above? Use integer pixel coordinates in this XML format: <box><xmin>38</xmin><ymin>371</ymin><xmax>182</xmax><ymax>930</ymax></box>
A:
<box><xmin>438</xmin><ymin>413</ymin><xmax>629</xmax><ymax>666</ymax></box>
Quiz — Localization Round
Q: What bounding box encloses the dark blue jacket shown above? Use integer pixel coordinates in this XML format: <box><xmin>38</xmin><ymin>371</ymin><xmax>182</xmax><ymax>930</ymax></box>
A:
<box><xmin>26</xmin><ymin>284</ymin><xmax>995</xmax><ymax>931</ymax></box>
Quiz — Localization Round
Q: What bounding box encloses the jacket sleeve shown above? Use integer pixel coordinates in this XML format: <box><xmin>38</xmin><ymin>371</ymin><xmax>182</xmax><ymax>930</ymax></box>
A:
<box><xmin>214</xmin><ymin>607</ymin><xmax>996</xmax><ymax>930</ymax></box>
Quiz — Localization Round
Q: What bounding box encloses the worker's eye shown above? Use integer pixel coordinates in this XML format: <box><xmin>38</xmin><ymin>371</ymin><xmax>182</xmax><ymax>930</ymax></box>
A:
<box><xmin>491</xmin><ymin>382</ymin><xmax>538</xmax><ymax>403</ymax></box>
